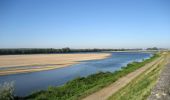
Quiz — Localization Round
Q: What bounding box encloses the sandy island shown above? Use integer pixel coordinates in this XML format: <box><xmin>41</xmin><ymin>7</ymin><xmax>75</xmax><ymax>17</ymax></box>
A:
<box><xmin>0</xmin><ymin>53</ymin><xmax>111</xmax><ymax>76</ymax></box>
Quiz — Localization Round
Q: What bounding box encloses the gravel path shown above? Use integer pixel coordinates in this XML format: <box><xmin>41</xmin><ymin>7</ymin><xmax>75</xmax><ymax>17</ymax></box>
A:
<box><xmin>148</xmin><ymin>57</ymin><xmax>170</xmax><ymax>100</ymax></box>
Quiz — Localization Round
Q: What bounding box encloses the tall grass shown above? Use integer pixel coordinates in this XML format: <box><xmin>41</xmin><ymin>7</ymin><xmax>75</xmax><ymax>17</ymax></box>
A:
<box><xmin>23</xmin><ymin>54</ymin><xmax>159</xmax><ymax>100</ymax></box>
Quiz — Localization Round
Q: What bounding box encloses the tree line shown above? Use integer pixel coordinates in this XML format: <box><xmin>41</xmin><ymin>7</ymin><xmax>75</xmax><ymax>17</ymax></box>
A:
<box><xmin>0</xmin><ymin>48</ymin><xmax>142</xmax><ymax>55</ymax></box>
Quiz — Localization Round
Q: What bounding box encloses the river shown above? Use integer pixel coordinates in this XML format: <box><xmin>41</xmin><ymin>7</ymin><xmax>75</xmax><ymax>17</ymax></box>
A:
<box><xmin>0</xmin><ymin>52</ymin><xmax>152</xmax><ymax>96</ymax></box>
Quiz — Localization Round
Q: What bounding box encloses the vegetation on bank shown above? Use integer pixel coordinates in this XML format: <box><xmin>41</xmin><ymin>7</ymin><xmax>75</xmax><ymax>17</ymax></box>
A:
<box><xmin>15</xmin><ymin>54</ymin><xmax>160</xmax><ymax>100</ymax></box>
<box><xmin>108</xmin><ymin>54</ymin><xmax>165</xmax><ymax>100</ymax></box>
<box><xmin>0</xmin><ymin>48</ymin><xmax>142</xmax><ymax>55</ymax></box>
<box><xmin>0</xmin><ymin>82</ymin><xmax>14</xmax><ymax>100</ymax></box>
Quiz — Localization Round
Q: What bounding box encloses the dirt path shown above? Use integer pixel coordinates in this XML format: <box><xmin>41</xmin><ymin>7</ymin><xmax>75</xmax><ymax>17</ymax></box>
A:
<box><xmin>83</xmin><ymin>55</ymin><xmax>164</xmax><ymax>100</ymax></box>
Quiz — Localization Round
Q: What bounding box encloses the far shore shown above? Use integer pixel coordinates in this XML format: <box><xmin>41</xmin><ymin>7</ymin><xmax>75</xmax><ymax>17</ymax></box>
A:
<box><xmin>0</xmin><ymin>53</ymin><xmax>111</xmax><ymax>76</ymax></box>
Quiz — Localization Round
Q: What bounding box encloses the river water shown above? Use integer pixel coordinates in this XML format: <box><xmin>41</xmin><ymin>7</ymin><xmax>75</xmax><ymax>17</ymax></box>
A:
<box><xmin>0</xmin><ymin>52</ymin><xmax>152</xmax><ymax>96</ymax></box>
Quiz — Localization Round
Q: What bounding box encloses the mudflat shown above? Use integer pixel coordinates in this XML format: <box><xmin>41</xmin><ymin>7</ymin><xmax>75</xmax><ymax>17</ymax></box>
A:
<box><xmin>0</xmin><ymin>53</ymin><xmax>110</xmax><ymax>75</ymax></box>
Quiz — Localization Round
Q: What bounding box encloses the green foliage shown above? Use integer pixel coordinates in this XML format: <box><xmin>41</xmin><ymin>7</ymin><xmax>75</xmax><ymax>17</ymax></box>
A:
<box><xmin>0</xmin><ymin>48</ymin><xmax>142</xmax><ymax>55</ymax></box>
<box><xmin>147</xmin><ymin>47</ymin><xmax>159</xmax><ymax>50</ymax></box>
<box><xmin>23</xmin><ymin>54</ymin><xmax>159</xmax><ymax>100</ymax></box>
<box><xmin>0</xmin><ymin>48</ymin><xmax>71</xmax><ymax>55</ymax></box>
<box><xmin>0</xmin><ymin>82</ymin><xmax>14</xmax><ymax>100</ymax></box>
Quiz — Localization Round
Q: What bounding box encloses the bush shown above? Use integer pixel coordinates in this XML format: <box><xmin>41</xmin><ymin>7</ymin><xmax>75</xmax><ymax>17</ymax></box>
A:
<box><xmin>0</xmin><ymin>82</ymin><xmax>14</xmax><ymax>100</ymax></box>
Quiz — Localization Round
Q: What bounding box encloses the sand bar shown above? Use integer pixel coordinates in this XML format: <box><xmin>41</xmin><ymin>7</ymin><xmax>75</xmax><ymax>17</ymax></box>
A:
<box><xmin>0</xmin><ymin>53</ymin><xmax>111</xmax><ymax>76</ymax></box>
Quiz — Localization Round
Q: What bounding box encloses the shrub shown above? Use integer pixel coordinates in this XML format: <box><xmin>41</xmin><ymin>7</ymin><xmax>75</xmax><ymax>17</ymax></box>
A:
<box><xmin>0</xmin><ymin>82</ymin><xmax>14</xmax><ymax>100</ymax></box>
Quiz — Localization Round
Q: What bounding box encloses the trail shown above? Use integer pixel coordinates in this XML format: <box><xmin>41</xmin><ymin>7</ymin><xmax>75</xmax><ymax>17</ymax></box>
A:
<box><xmin>83</xmin><ymin>55</ymin><xmax>164</xmax><ymax>100</ymax></box>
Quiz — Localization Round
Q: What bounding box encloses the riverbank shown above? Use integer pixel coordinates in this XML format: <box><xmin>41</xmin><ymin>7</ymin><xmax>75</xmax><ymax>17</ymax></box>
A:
<box><xmin>0</xmin><ymin>53</ymin><xmax>110</xmax><ymax>76</ymax></box>
<box><xmin>20</xmin><ymin>53</ymin><xmax>159</xmax><ymax>100</ymax></box>
<box><xmin>108</xmin><ymin>52</ymin><xmax>168</xmax><ymax>100</ymax></box>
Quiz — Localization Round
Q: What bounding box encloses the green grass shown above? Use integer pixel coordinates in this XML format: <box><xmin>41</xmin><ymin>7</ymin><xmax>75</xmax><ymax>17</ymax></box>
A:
<box><xmin>108</xmin><ymin>55</ymin><xmax>164</xmax><ymax>100</ymax></box>
<box><xmin>21</xmin><ymin>54</ymin><xmax>160</xmax><ymax>100</ymax></box>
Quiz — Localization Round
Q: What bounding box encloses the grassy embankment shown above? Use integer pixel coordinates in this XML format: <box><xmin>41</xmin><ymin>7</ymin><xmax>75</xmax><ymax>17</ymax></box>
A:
<box><xmin>108</xmin><ymin>52</ymin><xmax>167</xmax><ymax>100</ymax></box>
<box><xmin>21</xmin><ymin>53</ymin><xmax>160</xmax><ymax>100</ymax></box>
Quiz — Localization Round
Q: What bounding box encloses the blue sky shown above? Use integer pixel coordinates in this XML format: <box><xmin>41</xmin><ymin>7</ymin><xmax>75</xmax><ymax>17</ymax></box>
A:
<box><xmin>0</xmin><ymin>0</ymin><xmax>170</xmax><ymax>49</ymax></box>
